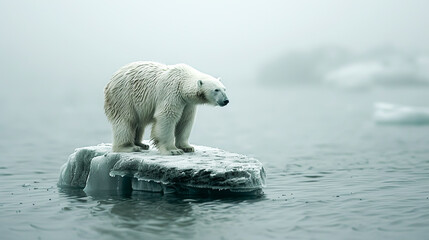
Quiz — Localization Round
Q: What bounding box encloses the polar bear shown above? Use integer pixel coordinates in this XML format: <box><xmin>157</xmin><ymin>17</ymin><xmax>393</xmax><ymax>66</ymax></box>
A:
<box><xmin>104</xmin><ymin>61</ymin><xmax>229</xmax><ymax>155</ymax></box>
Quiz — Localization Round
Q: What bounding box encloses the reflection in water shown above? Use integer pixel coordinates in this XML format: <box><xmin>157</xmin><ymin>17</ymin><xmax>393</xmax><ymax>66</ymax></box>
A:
<box><xmin>57</xmin><ymin>187</ymin><xmax>265</xmax><ymax>240</ymax></box>
<box><xmin>110</xmin><ymin>193</ymin><xmax>195</xmax><ymax>238</ymax></box>
<box><xmin>58</xmin><ymin>188</ymin><xmax>88</xmax><ymax>199</ymax></box>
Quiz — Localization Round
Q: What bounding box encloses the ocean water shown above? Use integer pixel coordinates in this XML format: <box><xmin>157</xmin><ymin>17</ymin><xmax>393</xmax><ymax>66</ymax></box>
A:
<box><xmin>1</xmin><ymin>85</ymin><xmax>429</xmax><ymax>240</ymax></box>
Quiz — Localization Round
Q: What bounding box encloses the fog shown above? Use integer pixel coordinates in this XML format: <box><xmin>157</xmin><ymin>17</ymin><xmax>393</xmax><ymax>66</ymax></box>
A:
<box><xmin>2</xmin><ymin>0</ymin><xmax>429</xmax><ymax>149</ymax></box>
<box><xmin>1</xmin><ymin>0</ymin><xmax>429</xmax><ymax>144</ymax></box>
<box><xmin>1</xmin><ymin>0</ymin><xmax>429</xmax><ymax>93</ymax></box>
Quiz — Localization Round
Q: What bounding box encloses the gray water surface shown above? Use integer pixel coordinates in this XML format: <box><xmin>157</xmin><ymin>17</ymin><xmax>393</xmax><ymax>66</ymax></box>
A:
<box><xmin>1</xmin><ymin>86</ymin><xmax>429</xmax><ymax>240</ymax></box>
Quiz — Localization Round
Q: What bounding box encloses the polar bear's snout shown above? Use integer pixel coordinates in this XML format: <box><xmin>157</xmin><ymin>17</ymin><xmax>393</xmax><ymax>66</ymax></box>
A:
<box><xmin>220</xmin><ymin>99</ymin><xmax>229</xmax><ymax>107</ymax></box>
<box><xmin>216</xmin><ymin>91</ymin><xmax>229</xmax><ymax>107</ymax></box>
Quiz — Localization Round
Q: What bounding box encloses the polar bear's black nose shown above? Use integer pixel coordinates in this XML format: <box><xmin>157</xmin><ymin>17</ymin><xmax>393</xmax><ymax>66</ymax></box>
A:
<box><xmin>224</xmin><ymin>100</ymin><xmax>229</xmax><ymax>105</ymax></box>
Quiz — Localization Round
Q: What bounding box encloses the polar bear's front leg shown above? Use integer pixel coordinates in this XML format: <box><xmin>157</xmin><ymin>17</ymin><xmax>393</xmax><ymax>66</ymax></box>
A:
<box><xmin>175</xmin><ymin>105</ymin><xmax>196</xmax><ymax>152</ymax></box>
<box><xmin>151</xmin><ymin>109</ymin><xmax>184</xmax><ymax>155</ymax></box>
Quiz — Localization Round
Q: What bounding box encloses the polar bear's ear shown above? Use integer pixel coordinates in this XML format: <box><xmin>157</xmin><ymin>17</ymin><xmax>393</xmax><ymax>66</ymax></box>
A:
<box><xmin>198</xmin><ymin>80</ymin><xmax>203</xmax><ymax>87</ymax></box>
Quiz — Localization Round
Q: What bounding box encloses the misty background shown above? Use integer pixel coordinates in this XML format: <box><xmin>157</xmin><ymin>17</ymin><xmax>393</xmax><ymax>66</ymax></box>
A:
<box><xmin>1</xmin><ymin>0</ymin><xmax>429</xmax><ymax>156</ymax></box>
<box><xmin>2</xmin><ymin>1</ymin><xmax>429</xmax><ymax>87</ymax></box>
<box><xmin>1</xmin><ymin>0</ymin><xmax>429</xmax><ymax>153</ymax></box>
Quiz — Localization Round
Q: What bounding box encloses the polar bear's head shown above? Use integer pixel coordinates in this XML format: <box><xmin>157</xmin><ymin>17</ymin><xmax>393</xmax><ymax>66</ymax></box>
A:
<box><xmin>197</xmin><ymin>78</ymin><xmax>229</xmax><ymax>107</ymax></box>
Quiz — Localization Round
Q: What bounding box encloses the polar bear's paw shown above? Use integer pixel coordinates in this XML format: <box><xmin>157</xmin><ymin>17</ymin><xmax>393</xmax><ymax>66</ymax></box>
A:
<box><xmin>178</xmin><ymin>146</ymin><xmax>195</xmax><ymax>153</ymax></box>
<box><xmin>135</xmin><ymin>142</ymin><xmax>150</xmax><ymax>150</ymax></box>
<box><xmin>114</xmin><ymin>144</ymin><xmax>144</xmax><ymax>153</ymax></box>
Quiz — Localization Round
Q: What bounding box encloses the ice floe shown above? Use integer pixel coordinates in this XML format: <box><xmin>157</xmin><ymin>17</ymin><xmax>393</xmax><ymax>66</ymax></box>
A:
<box><xmin>58</xmin><ymin>143</ymin><xmax>266</xmax><ymax>196</ymax></box>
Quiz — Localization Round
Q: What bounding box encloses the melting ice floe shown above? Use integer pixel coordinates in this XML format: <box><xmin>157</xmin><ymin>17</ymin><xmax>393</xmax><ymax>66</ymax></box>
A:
<box><xmin>58</xmin><ymin>143</ymin><xmax>266</xmax><ymax>196</ymax></box>
<box><xmin>374</xmin><ymin>102</ymin><xmax>429</xmax><ymax>125</ymax></box>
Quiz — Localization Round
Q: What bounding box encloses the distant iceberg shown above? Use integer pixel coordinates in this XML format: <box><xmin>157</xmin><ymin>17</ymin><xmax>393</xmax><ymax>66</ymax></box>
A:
<box><xmin>58</xmin><ymin>143</ymin><xmax>266</xmax><ymax>196</ymax></box>
<box><xmin>374</xmin><ymin>102</ymin><xmax>429</xmax><ymax>125</ymax></box>
<box><xmin>259</xmin><ymin>46</ymin><xmax>429</xmax><ymax>88</ymax></box>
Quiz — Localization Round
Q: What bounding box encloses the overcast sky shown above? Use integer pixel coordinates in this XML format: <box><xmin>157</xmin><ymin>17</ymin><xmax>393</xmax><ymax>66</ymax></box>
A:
<box><xmin>1</xmin><ymin>0</ymin><xmax>429</xmax><ymax>88</ymax></box>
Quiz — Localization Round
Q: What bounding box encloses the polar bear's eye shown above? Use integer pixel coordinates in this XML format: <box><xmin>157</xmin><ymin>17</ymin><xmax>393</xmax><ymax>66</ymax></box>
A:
<box><xmin>214</xmin><ymin>89</ymin><xmax>220</xmax><ymax>92</ymax></box>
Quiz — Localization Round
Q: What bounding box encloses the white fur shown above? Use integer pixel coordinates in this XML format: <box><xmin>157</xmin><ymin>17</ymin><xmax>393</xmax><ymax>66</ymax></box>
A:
<box><xmin>104</xmin><ymin>61</ymin><xmax>228</xmax><ymax>155</ymax></box>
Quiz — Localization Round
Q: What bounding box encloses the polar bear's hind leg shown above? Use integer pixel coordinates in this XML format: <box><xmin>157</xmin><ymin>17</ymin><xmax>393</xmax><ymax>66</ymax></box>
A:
<box><xmin>134</xmin><ymin>125</ymin><xmax>149</xmax><ymax>150</ymax></box>
<box><xmin>112</xmin><ymin>121</ymin><xmax>142</xmax><ymax>152</ymax></box>
<box><xmin>151</xmin><ymin>110</ymin><xmax>184</xmax><ymax>155</ymax></box>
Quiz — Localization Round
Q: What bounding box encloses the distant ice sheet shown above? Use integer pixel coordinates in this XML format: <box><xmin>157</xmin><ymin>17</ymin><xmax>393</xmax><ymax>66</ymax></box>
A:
<box><xmin>58</xmin><ymin>143</ymin><xmax>266</xmax><ymax>196</ymax></box>
<box><xmin>374</xmin><ymin>102</ymin><xmax>429</xmax><ymax>125</ymax></box>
